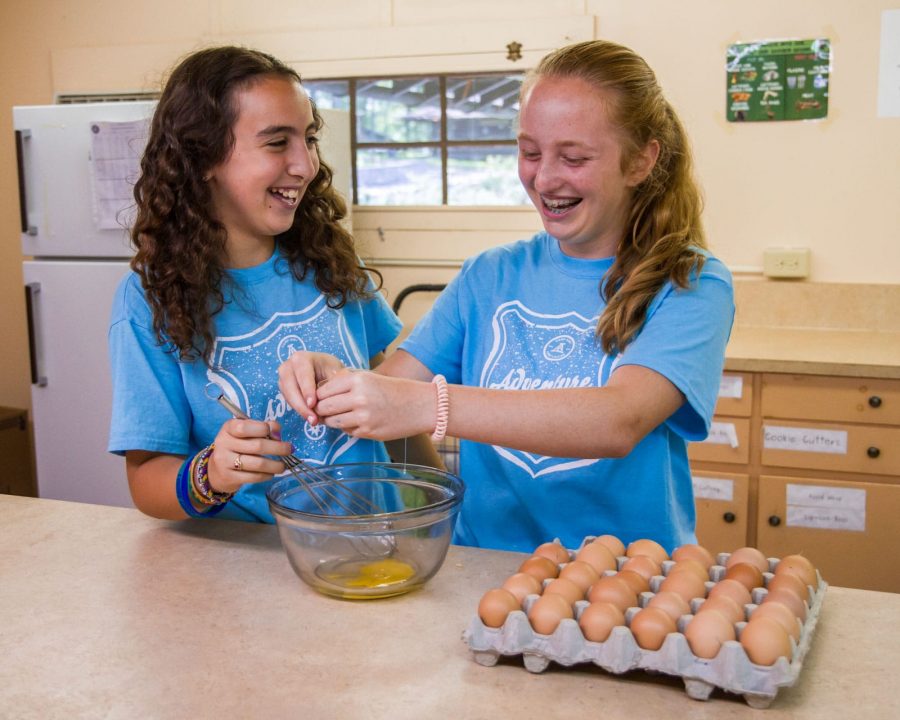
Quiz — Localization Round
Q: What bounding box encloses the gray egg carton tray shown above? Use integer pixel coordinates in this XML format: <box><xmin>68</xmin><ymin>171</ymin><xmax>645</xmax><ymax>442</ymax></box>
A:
<box><xmin>463</xmin><ymin>543</ymin><xmax>827</xmax><ymax>709</ymax></box>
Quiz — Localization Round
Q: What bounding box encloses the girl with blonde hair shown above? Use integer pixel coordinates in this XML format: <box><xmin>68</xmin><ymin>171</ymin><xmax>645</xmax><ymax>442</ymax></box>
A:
<box><xmin>279</xmin><ymin>39</ymin><xmax>734</xmax><ymax>552</ymax></box>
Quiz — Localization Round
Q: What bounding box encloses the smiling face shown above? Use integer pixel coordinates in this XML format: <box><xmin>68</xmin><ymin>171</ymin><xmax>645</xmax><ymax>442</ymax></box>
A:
<box><xmin>207</xmin><ymin>75</ymin><xmax>320</xmax><ymax>266</ymax></box>
<box><xmin>517</xmin><ymin>75</ymin><xmax>655</xmax><ymax>259</ymax></box>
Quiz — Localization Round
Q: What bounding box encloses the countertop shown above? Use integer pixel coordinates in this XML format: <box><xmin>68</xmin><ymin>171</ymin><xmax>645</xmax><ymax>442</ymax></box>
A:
<box><xmin>725</xmin><ymin>325</ymin><xmax>900</xmax><ymax>379</ymax></box>
<box><xmin>725</xmin><ymin>281</ymin><xmax>900</xmax><ymax>379</ymax></box>
<box><xmin>2</xmin><ymin>494</ymin><xmax>898</xmax><ymax>719</ymax></box>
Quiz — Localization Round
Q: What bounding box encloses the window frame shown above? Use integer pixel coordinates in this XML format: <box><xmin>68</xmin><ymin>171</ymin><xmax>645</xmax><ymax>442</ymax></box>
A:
<box><xmin>306</xmin><ymin>71</ymin><xmax>525</xmax><ymax>206</ymax></box>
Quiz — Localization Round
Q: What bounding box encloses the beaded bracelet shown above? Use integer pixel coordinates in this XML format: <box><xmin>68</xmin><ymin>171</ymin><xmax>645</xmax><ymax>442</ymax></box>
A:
<box><xmin>175</xmin><ymin>454</ymin><xmax>227</xmax><ymax>519</ymax></box>
<box><xmin>190</xmin><ymin>443</ymin><xmax>234</xmax><ymax>506</ymax></box>
<box><xmin>431</xmin><ymin>374</ymin><xmax>450</xmax><ymax>443</ymax></box>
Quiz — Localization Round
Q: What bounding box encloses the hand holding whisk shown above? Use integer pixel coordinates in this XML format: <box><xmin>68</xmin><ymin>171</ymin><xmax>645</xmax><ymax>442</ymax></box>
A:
<box><xmin>204</xmin><ymin>383</ymin><xmax>386</xmax><ymax>517</ymax></box>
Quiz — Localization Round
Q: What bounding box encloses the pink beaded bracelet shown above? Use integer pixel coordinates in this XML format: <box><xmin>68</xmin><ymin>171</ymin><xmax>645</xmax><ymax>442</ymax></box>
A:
<box><xmin>431</xmin><ymin>374</ymin><xmax>450</xmax><ymax>443</ymax></box>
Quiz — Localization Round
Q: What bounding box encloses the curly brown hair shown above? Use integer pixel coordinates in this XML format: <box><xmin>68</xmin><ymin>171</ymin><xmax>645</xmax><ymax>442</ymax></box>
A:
<box><xmin>526</xmin><ymin>40</ymin><xmax>707</xmax><ymax>354</ymax></box>
<box><xmin>131</xmin><ymin>45</ymin><xmax>379</xmax><ymax>363</ymax></box>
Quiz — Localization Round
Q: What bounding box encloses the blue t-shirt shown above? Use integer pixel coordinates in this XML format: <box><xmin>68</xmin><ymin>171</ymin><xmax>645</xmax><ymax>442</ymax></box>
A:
<box><xmin>401</xmin><ymin>232</ymin><xmax>734</xmax><ymax>553</ymax></box>
<box><xmin>108</xmin><ymin>247</ymin><xmax>402</xmax><ymax>522</ymax></box>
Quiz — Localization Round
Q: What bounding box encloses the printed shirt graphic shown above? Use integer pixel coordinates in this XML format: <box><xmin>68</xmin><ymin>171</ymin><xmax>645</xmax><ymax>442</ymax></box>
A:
<box><xmin>481</xmin><ymin>300</ymin><xmax>617</xmax><ymax>478</ymax></box>
<box><xmin>207</xmin><ymin>294</ymin><xmax>367</xmax><ymax>469</ymax></box>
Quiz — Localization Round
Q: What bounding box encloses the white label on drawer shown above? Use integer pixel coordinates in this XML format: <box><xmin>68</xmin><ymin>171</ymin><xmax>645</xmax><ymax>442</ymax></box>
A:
<box><xmin>718</xmin><ymin>375</ymin><xmax>743</xmax><ymax>399</ymax></box>
<box><xmin>763</xmin><ymin>425</ymin><xmax>848</xmax><ymax>454</ymax></box>
<box><xmin>785</xmin><ymin>484</ymin><xmax>866</xmax><ymax>532</ymax></box>
<box><xmin>692</xmin><ymin>475</ymin><xmax>734</xmax><ymax>502</ymax></box>
<box><xmin>702</xmin><ymin>422</ymin><xmax>739</xmax><ymax>448</ymax></box>
<box><xmin>786</xmin><ymin>484</ymin><xmax>867</xmax><ymax>510</ymax></box>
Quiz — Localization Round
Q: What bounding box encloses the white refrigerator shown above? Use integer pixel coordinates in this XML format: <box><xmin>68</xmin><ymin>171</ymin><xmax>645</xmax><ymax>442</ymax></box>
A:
<box><xmin>15</xmin><ymin>101</ymin><xmax>351</xmax><ymax>507</ymax></box>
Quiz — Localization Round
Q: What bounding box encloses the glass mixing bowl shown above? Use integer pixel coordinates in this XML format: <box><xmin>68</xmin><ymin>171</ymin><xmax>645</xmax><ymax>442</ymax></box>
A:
<box><xmin>266</xmin><ymin>463</ymin><xmax>465</xmax><ymax>600</ymax></box>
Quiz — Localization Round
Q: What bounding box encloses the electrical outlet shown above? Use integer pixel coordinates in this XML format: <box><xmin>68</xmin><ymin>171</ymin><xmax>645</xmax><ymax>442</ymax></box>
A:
<box><xmin>763</xmin><ymin>248</ymin><xmax>810</xmax><ymax>278</ymax></box>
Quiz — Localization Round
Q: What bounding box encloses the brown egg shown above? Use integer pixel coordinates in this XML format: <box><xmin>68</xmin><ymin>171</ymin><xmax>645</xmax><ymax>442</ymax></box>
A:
<box><xmin>684</xmin><ymin>609</ymin><xmax>736</xmax><ymax>659</ymax></box>
<box><xmin>620</xmin><ymin>555</ymin><xmax>661</xmax><ymax>582</ymax></box>
<box><xmin>575</xmin><ymin>542</ymin><xmax>618</xmax><ymax>574</ymax></box>
<box><xmin>750</xmin><ymin>601</ymin><xmax>802</xmax><ymax>642</ymax></box>
<box><xmin>578</xmin><ymin>602</ymin><xmax>625</xmax><ymax>643</ymax></box>
<box><xmin>726</xmin><ymin>547</ymin><xmax>769</xmax><ymax>574</ymax></box>
<box><xmin>659</xmin><ymin>570</ymin><xmax>707</xmax><ymax>602</ymax></box>
<box><xmin>559</xmin><ymin>560</ymin><xmax>600</xmax><ymax>592</ymax></box>
<box><xmin>763</xmin><ymin>587</ymin><xmax>808</xmax><ymax>621</ymax></box>
<box><xmin>527</xmin><ymin>592</ymin><xmax>574</xmax><ymax>635</ymax></box>
<box><xmin>477</xmin><ymin>588</ymin><xmax>521</xmax><ymax>628</ymax></box>
<box><xmin>587</xmin><ymin>575</ymin><xmax>638</xmax><ymax>611</ymax></box>
<box><xmin>774</xmin><ymin>554</ymin><xmax>817</xmax><ymax>589</ymax></box>
<box><xmin>518</xmin><ymin>555</ymin><xmax>560</xmax><ymax>582</ymax></box>
<box><xmin>647</xmin><ymin>590</ymin><xmax>691</xmax><ymax>622</ymax></box>
<box><xmin>671</xmin><ymin>543</ymin><xmax>714</xmax><ymax>570</ymax></box>
<box><xmin>724</xmin><ymin>562</ymin><xmax>764</xmax><ymax>591</ymax></box>
<box><xmin>629</xmin><ymin>607</ymin><xmax>676</xmax><ymax>650</ymax></box>
<box><xmin>766</xmin><ymin>572</ymin><xmax>811</xmax><ymax>604</ymax></box>
<box><xmin>626</xmin><ymin>538</ymin><xmax>669</xmax><ymax>565</ymax></box>
<box><xmin>667</xmin><ymin>558</ymin><xmax>709</xmax><ymax>582</ymax></box>
<box><xmin>707</xmin><ymin>578</ymin><xmax>752</xmax><ymax>607</ymax></box>
<box><xmin>534</xmin><ymin>541</ymin><xmax>571</xmax><ymax>565</ymax></box>
<box><xmin>616</xmin><ymin>569</ymin><xmax>650</xmax><ymax>595</ymax></box>
<box><xmin>501</xmin><ymin>572</ymin><xmax>543</xmax><ymax>603</ymax></box>
<box><xmin>593</xmin><ymin>534</ymin><xmax>626</xmax><ymax>558</ymax></box>
<box><xmin>697</xmin><ymin>594</ymin><xmax>745</xmax><ymax>624</ymax></box>
<box><xmin>740</xmin><ymin>616</ymin><xmax>793</xmax><ymax>666</ymax></box>
<box><xmin>543</xmin><ymin>577</ymin><xmax>585</xmax><ymax>605</ymax></box>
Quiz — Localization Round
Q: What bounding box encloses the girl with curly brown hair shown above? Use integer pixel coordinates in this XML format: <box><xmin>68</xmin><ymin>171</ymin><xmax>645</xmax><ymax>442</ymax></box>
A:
<box><xmin>108</xmin><ymin>46</ymin><xmax>431</xmax><ymax>522</ymax></box>
<box><xmin>278</xmin><ymin>39</ymin><xmax>735</xmax><ymax>554</ymax></box>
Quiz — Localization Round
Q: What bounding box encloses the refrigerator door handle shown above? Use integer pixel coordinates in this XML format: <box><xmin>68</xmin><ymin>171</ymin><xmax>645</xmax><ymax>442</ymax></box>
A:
<box><xmin>24</xmin><ymin>282</ymin><xmax>47</xmax><ymax>387</ymax></box>
<box><xmin>15</xmin><ymin>129</ymin><xmax>37</xmax><ymax>236</ymax></box>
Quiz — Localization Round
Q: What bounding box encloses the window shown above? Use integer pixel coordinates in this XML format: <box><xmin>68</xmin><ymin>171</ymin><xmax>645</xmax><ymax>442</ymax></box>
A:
<box><xmin>305</xmin><ymin>73</ymin><xmax>529</xmax><ymax>207</ymax></box>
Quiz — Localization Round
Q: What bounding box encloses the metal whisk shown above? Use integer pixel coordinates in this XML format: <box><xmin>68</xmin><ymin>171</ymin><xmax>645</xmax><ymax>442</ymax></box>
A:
<box><xmin>204</xmin><ymin>383</ymin><xmax>386</xmax><ymax>517</ymax></box>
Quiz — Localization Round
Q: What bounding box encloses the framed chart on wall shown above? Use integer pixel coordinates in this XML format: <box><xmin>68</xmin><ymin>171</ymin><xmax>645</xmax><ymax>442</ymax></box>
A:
<box><xmin>726</xmin><ymin>38</ymin><xmax>831</xmax><ymax>122</ymax></box>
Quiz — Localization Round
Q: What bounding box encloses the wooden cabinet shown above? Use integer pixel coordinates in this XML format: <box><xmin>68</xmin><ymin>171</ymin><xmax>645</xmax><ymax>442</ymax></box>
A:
<box><xmin>0</xmin><ymin>407</ymin><xmax>36</xmax><ymax>497</ymax></box>
<box><xmin>689</xmin><ymin>371</ymin><xmax>900</xmax><ymax>592</ymax></box>
<box><xmin>760</xmin><ymin>374</ymin><xmax>900</xmax><ymax>425</ymax></box>
<box><xmin>760</xmin><ymin>374</ymin><xmax>900</xmax><ymax>476</ymax></box>
<box><xmin>691</xmin><ymin>471</ymin><xmax>749</xmax><ymax>552</ymax></box>
<box><xmin>760</xmin><ymin>419</ymin><xmax>900</xmax><ymax>475</ymax></box>
<box><xmin>756</xmin><ymin>474</ymin><xmax>900</xmax><ymax>593</ymax></box>
<box><xmin>688</xmin><ymin>372</ymin><xmax>753</xmax><ymax>466</ymax></box>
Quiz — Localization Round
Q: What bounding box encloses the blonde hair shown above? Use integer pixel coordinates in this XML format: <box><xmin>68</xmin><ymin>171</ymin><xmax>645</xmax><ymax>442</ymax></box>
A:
<box><xmin>526</xmin><ymin>40</ymin><xmax>707</xmax><ymax>354</ymax></box>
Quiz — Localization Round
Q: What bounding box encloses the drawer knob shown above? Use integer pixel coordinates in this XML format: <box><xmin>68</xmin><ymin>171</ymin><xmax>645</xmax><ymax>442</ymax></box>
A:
<box><xmin>768</xmin><ymin>515</ymin><xmax>781</xmax><ymax>527</ymax></box>
<box><xmin>723</xmin><ymin>512</ymin><xmax>736</xmax><ymax>523</ymax></box>
<box><xmin>867</xmin><ymin>446</ymin><xmax>881</xmax><ymax>459</ymax></box>
<box><xmin>868</xmin><ymin>395</ymin><xmax>882</xmax><ymax>408</ymax></box>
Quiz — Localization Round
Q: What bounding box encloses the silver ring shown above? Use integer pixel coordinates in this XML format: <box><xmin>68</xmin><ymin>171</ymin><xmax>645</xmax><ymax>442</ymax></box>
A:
<box><xmin>233</xmin><ymin>454</ymin><xmax>243</xmax><ymax>471</ymax></box>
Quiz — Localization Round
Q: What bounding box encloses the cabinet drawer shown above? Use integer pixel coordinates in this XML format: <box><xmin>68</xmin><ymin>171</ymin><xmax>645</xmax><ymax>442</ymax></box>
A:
<box><xmin>756</xmin><ymin>474</ymin><xmax>900</xmax><ymax>592</ymax></box>
<box><xmin>688</xmin><ymin>417</ymin><xmax>750</xmax><ymax>464</ymax></box>
<box><xmin>714</xmin><ymin>373</ymin><xmax>753</xmax><ymax>417</ymax></box>
<box><xmin>761</xmin><ymin>419</ymin><xmax>900</xmax><ymax>475</ymax></box>
<box><xmin>762</xmin><ymin>374</ymin><xmax>900</xmax><ymax>425</ymax></box>
<box><xmin>691</xmin><ymin>471</ymin><xmax>748</xmax><ymax>552</ymax></box>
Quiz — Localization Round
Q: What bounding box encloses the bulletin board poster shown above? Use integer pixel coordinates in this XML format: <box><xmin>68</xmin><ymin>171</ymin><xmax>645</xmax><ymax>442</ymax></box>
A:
<box><xmin>726</xmin><ymin>38</ymin><xmax>831</xmax><ymax>122</ymax></box>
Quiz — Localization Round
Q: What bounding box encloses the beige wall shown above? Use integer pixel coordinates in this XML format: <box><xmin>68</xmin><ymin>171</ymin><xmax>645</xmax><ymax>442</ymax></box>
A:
<box><xmin>1</xmin><ymin>0</ymin><xmax>897</xmax><ymax>412</ymax></box>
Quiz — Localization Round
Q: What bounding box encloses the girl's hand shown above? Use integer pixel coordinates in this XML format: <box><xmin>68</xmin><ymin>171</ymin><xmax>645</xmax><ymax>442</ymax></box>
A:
<box><xmin>207</xmin><ymin>419</ymin><xmax>293</xmax><ymax>494</ymax></box>
<box><xmin>315</xmin><ymin>369</ymin><xmax>436</xmax><ymax>441</ymax></box>
<box><xmin>278</xmin><ymin>351</ymin><xmax>345</xmax><ymax>424</ymax></box>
